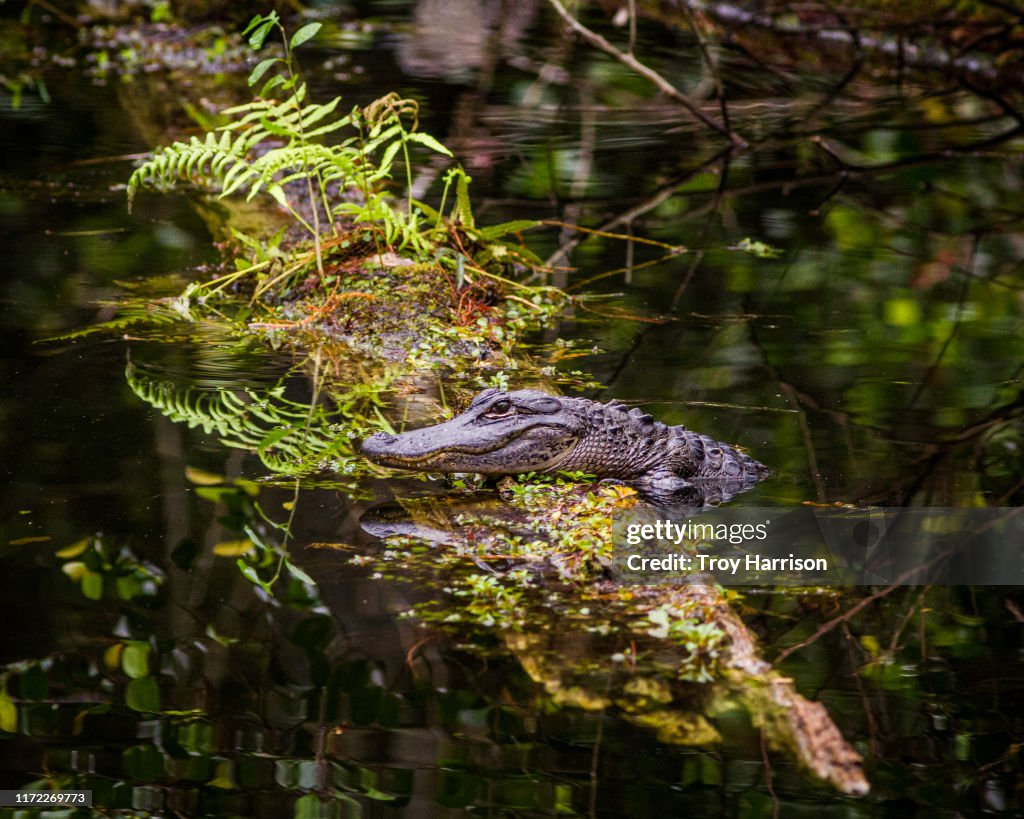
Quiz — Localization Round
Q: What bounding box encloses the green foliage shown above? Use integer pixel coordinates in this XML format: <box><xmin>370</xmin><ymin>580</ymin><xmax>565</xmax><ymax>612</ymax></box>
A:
<box><xmin>188</xmin><ymin>476</ymin><xmax>321</xmax><ymax>599</ymax></box>
<box><xmin>124</xmin><ymin>11</ymin><xmax>553</xmax><ymax>332</ymax></box>
<box><xmin>57</xmin><ymin>535</ymin><xmax>165</xmax><ymax>603</ymax></box>
<box><xmin>642</xmin><ymin>606</ymin><xmax>725</xmax><ymax>682</ymax></box>
<box><xmin>127</xmin><ymin>13</ymin><xmax>461</xmax><ymax>270</ymax></box>
<box><xmin>126</xmin><ymin>84</ymin><xmax>355</xmax><ymax>242</ymax></box>
<box><xmin>734</xmin><ymin>237</ymin><xmax>784</xmax><ymax>259</ymax></box>
<box><xmin>126</xmin><ymin>675</ymin><xmax>161</xmax><ymax>713</ymax></box>
<box><xmin>46</xmin><ymin>300</ymin><xmax>184</xmax><ymax>341</ymax></box>
<box><xmin>0</xmin><ymin>71</ymin><xmax>49</xmax><ymax>109</ymax></box>
<box><xmin>125</xmin><ymin>361</ymin><xmax>376</xmax><ymax>478</ymax></box>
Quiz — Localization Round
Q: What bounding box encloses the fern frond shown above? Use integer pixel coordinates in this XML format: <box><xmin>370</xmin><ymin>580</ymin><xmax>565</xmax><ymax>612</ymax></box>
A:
<box><xmin>361</xmin><ymin>123</ymin><xmax>403</xmax><ymax>156</ymax></box>
<box><xmin>44</xmin><ymin>302</ymin><xmax>185</xmax><ymax>342</ymax></box>
<box><xmin>298</xmin><ymin>96</ymin><xmax>344</xmax><ymax>131</ymax></box>
<box><xmin>221</xmin><ymin>83</ymin><xmax>307</xmax><ymax>118</ymax></box>
<box><xmin>126</xmin><ymin>362</ymin><xmax>368</xmax><ymax>476</ymax></box>
<box><xmin>454</xmin><ymin>169</ymin><xmax>475</xmax><ymax>229</ymax></box>
<box><xmin>127</xmin><ymin>130</ymin><xmax>260</xmax><ymax>209</ymax></box>
<box><xmin>240</xmin><ymin>143</ymin><xmax>334</xmax><ymax>201</ymax></box>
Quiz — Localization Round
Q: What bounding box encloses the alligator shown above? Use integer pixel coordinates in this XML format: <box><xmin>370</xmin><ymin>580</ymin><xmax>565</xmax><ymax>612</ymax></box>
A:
<box><xmin>361</xmin><ymin>388</ymin><xmax>768</xmax><ymax>502</ymax></box>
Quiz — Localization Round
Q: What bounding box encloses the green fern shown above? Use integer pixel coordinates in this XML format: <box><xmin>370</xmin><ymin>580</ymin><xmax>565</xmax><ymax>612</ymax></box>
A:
<box><xmin>45</xmin><ymin>300</ymin><xmax>186</xmax><ymax>342</ymax></box>
<box><xmin>126</xmin><ymin>362</ymin><xmax>370</xmax><ymax>476</ymax></box>
<box><xmin>126</xmin><ymin>13</ymin><xmax>543</xmax><ymax>313</ymax></box>
<box><xmin>128</xmin><ymin>72</ymin><xmax>450</xmax><ymax>254</ymax></box>
<box><xmin>127</xmin><ymin>130</ymin><xmax>259</xmax><ymax>209</ymax></box>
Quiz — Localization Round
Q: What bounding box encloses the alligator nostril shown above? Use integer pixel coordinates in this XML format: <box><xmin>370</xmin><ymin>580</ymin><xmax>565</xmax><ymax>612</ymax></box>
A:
<box><xmin>361</xmin><ymin>432</ymin><xmax>397</xmax><ymax>454</ymax></box>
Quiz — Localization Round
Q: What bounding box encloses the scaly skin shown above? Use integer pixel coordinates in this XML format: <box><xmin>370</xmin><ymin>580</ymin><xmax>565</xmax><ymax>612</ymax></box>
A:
<box><xmin>361</xmin><ymin>388</ymin><xmax>768</xmax><ymax>502</ymax></box>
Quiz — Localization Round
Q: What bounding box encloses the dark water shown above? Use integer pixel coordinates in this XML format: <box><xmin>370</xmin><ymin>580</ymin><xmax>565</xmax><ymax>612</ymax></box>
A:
<box><xmin>1</xmin><ymin>2</ymin><xmax>1023</xmax><ymax>816</ymax></box>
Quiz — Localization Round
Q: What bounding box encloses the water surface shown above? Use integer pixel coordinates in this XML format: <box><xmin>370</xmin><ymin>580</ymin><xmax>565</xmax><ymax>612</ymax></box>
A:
<box><xmin>1</xmin><ymin>2</ymin><xmax>1022</xmax><ymax>815</ymax></box>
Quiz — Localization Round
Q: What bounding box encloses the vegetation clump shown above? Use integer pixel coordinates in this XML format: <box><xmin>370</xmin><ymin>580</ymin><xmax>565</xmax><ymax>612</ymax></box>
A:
<box><xmin>358</xmin><ymin>474</ymin><xmax>729</xmax><ymax>683</ymax></box>
<box><xmin>126</xmin><ymin>12</ymin><xmax>563</xmax><ymax>369</ymax></box>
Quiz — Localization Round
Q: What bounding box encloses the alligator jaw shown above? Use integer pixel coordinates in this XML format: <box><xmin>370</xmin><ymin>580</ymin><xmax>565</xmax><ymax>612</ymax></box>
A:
<box><xmin>361</xmin><ymin>431</ymin><xmax>507</xmax><ymax>468</ymax></box>
<box><xmin>361</xmin><ymin>425</ymin><xmax>578</xmax><ymax>476</ymax></box>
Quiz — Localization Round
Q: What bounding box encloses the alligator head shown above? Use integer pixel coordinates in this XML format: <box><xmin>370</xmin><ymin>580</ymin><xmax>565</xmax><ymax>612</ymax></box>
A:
<box><xmin>362</xmin><ymin>387</ymin><xmax>769</xmax><ymax>505</ymax></box>
<box><xmin>361</xmin><ymin>388</ymin><xmax>584</xmax><ymax>475</ymax></box>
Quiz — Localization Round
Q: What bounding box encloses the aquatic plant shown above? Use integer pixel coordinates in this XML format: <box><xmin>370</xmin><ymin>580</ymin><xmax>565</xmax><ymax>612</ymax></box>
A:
<box><xmin>126</xmin><ymin>13</ymin><xmax>542</xmax><ymax>291</ymax></box>
<box><xmin>125</xmin><ymin>359</ymin><xmax>377</xmax><ymax>480</ymax></box>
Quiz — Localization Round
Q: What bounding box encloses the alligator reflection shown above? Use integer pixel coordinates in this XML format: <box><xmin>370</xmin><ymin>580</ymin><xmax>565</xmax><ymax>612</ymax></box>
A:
<box><xmin>358</xmin><ymin>486</ymin><xmax>868</xmax><ymax>796</ymax></box>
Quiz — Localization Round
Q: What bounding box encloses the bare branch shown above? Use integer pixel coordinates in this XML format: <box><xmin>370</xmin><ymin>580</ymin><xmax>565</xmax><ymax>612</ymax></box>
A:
<box><xmin>775</xmin><ymin>508</ymin><xmax>1024</xmax><ymax>663</ymax></box>
<box><xmin>544</xmin><ymin>0</ymin><xmax>747</xmax><ymax>146</ymax></box>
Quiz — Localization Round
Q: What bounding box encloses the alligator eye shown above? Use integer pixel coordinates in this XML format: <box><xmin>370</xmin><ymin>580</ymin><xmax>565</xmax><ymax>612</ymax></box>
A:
<box><xmin>484</xmin><ymin>399</ymin><xmax>514</xmax><ymax>417</ymax></box>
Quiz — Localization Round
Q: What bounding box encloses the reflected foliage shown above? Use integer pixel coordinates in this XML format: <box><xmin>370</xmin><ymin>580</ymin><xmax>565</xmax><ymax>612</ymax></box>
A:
<box><xmin>126</xmin><ymin>360</ymin><xmax>372</xmax><ymax>480</ymax></box>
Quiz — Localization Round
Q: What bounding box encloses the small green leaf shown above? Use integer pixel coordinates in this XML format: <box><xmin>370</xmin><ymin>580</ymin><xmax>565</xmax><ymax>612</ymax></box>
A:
<box><xmin>116</xmin><ymin>575</ymin><xmax>143</xmax><ymax>600</ymax></box>
<box><xmin>56</xmin><ymin>537</ymin><xmax>91</xmax><ymax>559</ymax></box>
<box><xmin>233</xmin><ymin>479</ymin><xmax>261</xmax><ymax>498</ymax></box>
<box><xmin>290</xmin><ymin>22</ymin><xmax>322</xmax><ymax>49</ymax></box>
<box><xmin>476</xmin><ymin>219</ymin><xmax>538</xmax><ymax>240</ymax></box>
<box><xmin>195</xmin><ymin>486</ymin><xmax>235</xmax><ymax>503</ymax></box>
<box><xmin>185</xmin><ymin>466</ymin><xmax>225</xmax><ymax>486</ymax></box>
<box><xmin>206</xmin><ymin>624</ymin><xmax>239</xmax><ymax>647</ymax></box>
<box><xmin>236</xmin><ymin>559</ymin><xmax>268</xmax><ymax>591</ymax></box>
<box><xmin>412</xmin><ymin>199</ymin><xmax>441</xmax><ymax>222</ymax></box>
<box><xmin>242</xmin><ymin>13</ymin><xmax>268</xmax><ymax>36</ymax></box>
<box><xmin>258</xmin><ymin>426</ymin><xmax>292</xmax><ymax>453</ymax></box>
<box><xmin>287</xmin><ymin>561</ymin><xmax>316</xmax><ymax>586</ymax></box>
<box><xmin>260</xmin><ymin>75</ymin><xmax>286</xmax><ymax>97</ymax></box>
<box><xmin>248</xmin><ymin>57</ymin><xmax>280</xmax><ymax>87</ymax></box>
<box><xmin>379</xmin><ymin>140</ymin><xmax>402</xmax><ymax>173</ymax></box>
<box><xmin>122</xmin><ymin>642</ymin><xmax>151</xmax><ymax>679</ymax></box>
<box><xmin>454</xmin><ymin>170</ymin><xmax>474</xmax><ymax>228</ymax></box>
<box><xmin>82</xmin><ymin>570</ymin><xmax>103</xmax><ymax>600</ymax></box>
<box><xmin>207</xmin><ymin>759</ymin><xmax>237</xmax><ymax>790</ymax></box>
<box><xmin>0</xmin><ymin>685</ymin><xmax>17</xmax><ymax>733</ymax></box>
<box><xmin>735</xmin><ymin>237</ymin><xmax>783</xmax><ymax>258</ymax></box>
<box><xmin>884</xmin><ymin>297</ymin><xmax>921</xmax><ymax>326</ymax></box>
<box><xmin>248</xmin><ymin>20</ymin><xmax>274</xmax><ymax>50</ymax></box>
<box><xmin>126</xmin><ymin>676</ymin><xmax>161</xmax><ymax>713</ymax></box>
<box><xmin>213</xmin><ymin>539</ymin><xmax>256</xmax><ymax>557</ymax></box>
<box><xmin>268</xmin><ymin>185</ymin><xmax>288</xmax><ymax>207</ymax></box>
<box><xmin>407</xmin><ymin>132</ymin><xmax>453</xmax><ymax>156</ymax></box>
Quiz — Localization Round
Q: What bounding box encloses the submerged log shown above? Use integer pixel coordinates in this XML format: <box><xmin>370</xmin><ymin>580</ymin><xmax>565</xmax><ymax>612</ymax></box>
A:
<box><xmin>361</xmin><ymin>491</ymin><xmax>870</xmax><ymax>795</ymax></box>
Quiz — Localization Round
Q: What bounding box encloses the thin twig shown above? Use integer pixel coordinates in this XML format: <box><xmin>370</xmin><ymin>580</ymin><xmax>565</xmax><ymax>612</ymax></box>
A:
<box><xmin>679</xmin><ymin>2</ymin><xmax>733</xmax><ymax>135</ymax></box>
<box><xmin>841</xmin><ymin>621</ymin><xmax>882</xmax><ymax>756</ymax></box>
<box><xmin>759</xmin><ymin>724</ymin><xmax>780</xmax><ymax>819</ymax></box>
<box><xmin>670</xmin><ymin>153</ymin><xmax>732</xmax><ymax>310</ymax></box>
<box><xmin>23</xmin><ymin>0</ymin><xmax>81</xmax><ymax>28</ymax></box>
<box><xmin>903</xmin><ymin>235</ymin><xmax>977</xmax><ymax>410</ymax></box>
<box><xmin>543</xmin><ymin>220</ymin><xmax>686</xmax><ymax>252</ymax></box>
<box><xmin>888</xmin><ymin>585</ymin><xmax>932</xmax><ymax>653</ymax></box>
<box><xmin>545</xmin><ymin>147</ymin><xmax>733</xmax><ymax>267</ymax></box>
<box><xmin>627</xmin><ymin>0</ymin><xmax>637</xmax><ymax>54</ymax></box>
<box><xmin>776</xmin><ymin>508</ymin><xmax>1024</xmax><ymax>663</ymax></box>
<box><xmin>545</xmin><ymin>0</ymin><xmax>746</xmax><ymax>145</ymax></box>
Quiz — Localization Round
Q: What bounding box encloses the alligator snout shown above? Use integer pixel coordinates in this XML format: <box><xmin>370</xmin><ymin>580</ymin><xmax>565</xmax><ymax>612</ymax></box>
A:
<box><xmin>361</xmin><ymin>430</ymin><xmax>440</xmax><ymax>468</ymax></box>
<box><xmin>361</xmin><ymin>432</ymin><xmax>398</xmax><ymax>457</ymax></box>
